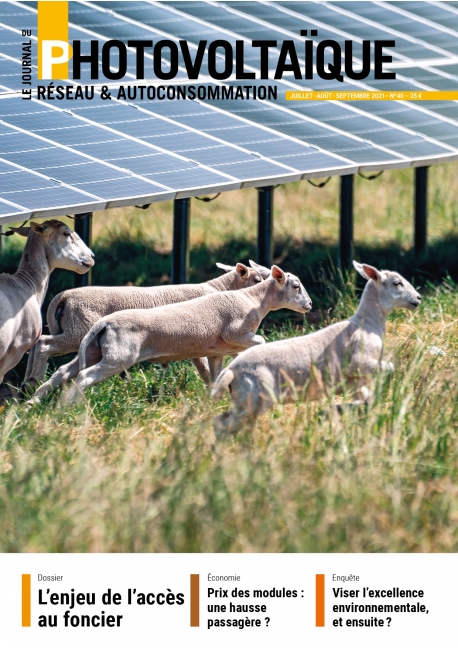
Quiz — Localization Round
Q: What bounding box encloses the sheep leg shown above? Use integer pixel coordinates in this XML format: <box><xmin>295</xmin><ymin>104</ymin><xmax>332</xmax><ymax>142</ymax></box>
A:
<box><xmin>213</xmin><ymin>374</ymin><xmax>270</xmax><ymax>436</ymax></box>
<box><xmin>24</xmin><ymin>334</ymin><xmax>79</xmax><ymax>386</ymax></box>
<box><xmin>27</xmin><ymin>338</ymin><xmax>104</xmax><ymax>406</ymax></box>
<box><xmin>352</xmin><ymin>384</ymin><xmax>373</xmax><ymax>405</ymax></box>
<box><xmin>64</xmin><ymin>350</ymin><xmax>126</xmax><ymax>405</ymax></box>
<box><xmin>208</xmin><ymin>354</ymin><xmax>239</xmax><ymax>390</ymax></box>
<box><xmin>25</xmin><ymin>344</ymin><xmax>36</xmax><ymax>383</ymax></box>
<box><xmin>352</xmin><ymin>356</ymin><xmax>394</xmax><ymax>377</ymax></box>
<box><xmin>380</xmin><ymin>360</ymin><xmax>395</xmax><ymax>374</ymax></box>
<box><xmin>334</xmin><ymin>384</ymin><xmax>374</xmax><ymax>415</ymax></box>
<box><xmin>191</xmin><ymin>357</ymin><xmax>210</xmax><ymax>384</ymax></box>
<box><xmin>333</xmin><ymin>357</ymin><xmax>393</xmax><ymax>413</ymax></box>
<box><xmin>223</xmin><ymin>331</ymin><xmax>265</xmax><ymax>348</ymax></box>
<box><xmin>213</xmin><ymin>409</ymin><xmax>247</xmax><ymax>436</ymax></box>
<box><xmin>208</xmin><ymin>356</ymin><xmax>224</xmax><ymax>384</ymax></box>
<box><xmin>343</xmin><ymin>385</ymin><xmax>374</xmax><ymax>413</ymax></box>
<box><xmin>26</xmin><ymin>356</ymin><xmax>80</xmax><ymax>405</ymax></box>
<box><xmin>213</xmin><ymin>400</ymin><xmax>264</xmax><ymax>436</ymax></box>
<box><xmin>65</xmin><ymin>362</ymin><xmax>121</xmax><ymax>404</ymax></box>
<box><xmin>65</xmin><ymin>325</ymin><xmax>142</xmax><ymax>404</ymax></box>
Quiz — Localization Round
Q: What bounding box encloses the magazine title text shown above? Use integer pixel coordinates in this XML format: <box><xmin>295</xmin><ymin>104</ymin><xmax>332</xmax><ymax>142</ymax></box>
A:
<box><xmin>52</xmin><ymin>36</ymin><xmax>396</xmax><ymax>83</ymax></box>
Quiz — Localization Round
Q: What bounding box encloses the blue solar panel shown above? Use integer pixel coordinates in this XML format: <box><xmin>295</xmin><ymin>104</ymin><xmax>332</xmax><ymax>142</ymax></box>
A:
<box><xmin>0</xmin><ymin>197</ymin><xmax>29</xmax><ymax>218</ymax></box>
<box><xmin>0</xmin><ymin>96</ymin><xmax>244</xmax><ymax>195</ymax></box>
<box><xmin>0</xmin><ymin>0</ymin><xmax>456</xmax><ymax>222</ymax></box>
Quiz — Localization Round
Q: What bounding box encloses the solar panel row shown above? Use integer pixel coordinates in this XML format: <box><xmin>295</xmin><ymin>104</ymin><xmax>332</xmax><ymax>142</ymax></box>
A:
<box><xmin>0</xmin><ymin>0</ymin><xmax>456</xmax><ymax>223</ymax></box>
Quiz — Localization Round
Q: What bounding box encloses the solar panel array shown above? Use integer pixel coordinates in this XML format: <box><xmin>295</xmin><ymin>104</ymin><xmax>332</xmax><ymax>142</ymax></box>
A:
<box><xmin>0</xmin><ymin>0</ymin><xmax>457</xmax><ymax>223</ymax></box>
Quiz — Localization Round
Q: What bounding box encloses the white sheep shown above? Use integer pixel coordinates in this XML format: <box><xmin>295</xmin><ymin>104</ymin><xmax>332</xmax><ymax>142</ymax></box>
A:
<box><xmin>0</xmin><ymin>220</ymin><xmax>94</xmax><ymax>387</ymax></box>
<box><xmin>65</xmin><ymin>265</ymin><xmax>312</xmax><ymax>404</ymax></box>
<box><xmin>211</xmin><ymin>262</ymin><xmax>421</xmax><ymax>435</ymax></box>
<box><xmin>25</xmin><ymin>262</ymin><xmax>268</xmax><ymax>405</ymax></box>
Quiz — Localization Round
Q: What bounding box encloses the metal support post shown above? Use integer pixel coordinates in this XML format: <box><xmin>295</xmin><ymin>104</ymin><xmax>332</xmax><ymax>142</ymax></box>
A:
<box><xmin>172</xmin><ymin>198</ymin><xmax>190</xmax><ymax>284</ymax></box>
<box><xmin>257</xmin><ymin>186</ymin><xmax>274</xmax><ymax>268</ymax></box>
<box><xmin>414</xmin><ymin>166</ymin><xmax>428</xmax><ymax>255</ymax></box>
<box><xmin>339</xmin><ymin>174</ymin><xmax>354</xmax><ymax>271</ymax></box>
<box><xmin>73</xmin><ymin>212</ymin><xmax>92</xmax><ymax>288</ymax></box>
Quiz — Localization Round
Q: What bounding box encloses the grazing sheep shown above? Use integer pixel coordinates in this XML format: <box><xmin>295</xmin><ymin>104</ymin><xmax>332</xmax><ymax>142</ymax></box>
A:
<box><xmin>0</xmin><ymin>220</ymin><xmax>94</xmax><ymax>387</ymax></box>
<box><xmin>65</xmin><ymin>265</ymin><xmax>312</xmax><ymax>404</ymax></box>
<box><xmin>212</xmin><ymin>262</ymin><xmax>421</xmax><ymax>435</ymax></box>
<box><xmin>25</xmin><ymin>262</ymin><xmax>268</xmax><ymax>404</ymax></box>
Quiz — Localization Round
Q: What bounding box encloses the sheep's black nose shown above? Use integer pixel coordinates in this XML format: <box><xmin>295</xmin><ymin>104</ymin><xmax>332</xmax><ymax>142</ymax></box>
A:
<box><xmin>91</xmin><ymin>253</ymin><xmax>95</xmax><ymax>259</ymax></box>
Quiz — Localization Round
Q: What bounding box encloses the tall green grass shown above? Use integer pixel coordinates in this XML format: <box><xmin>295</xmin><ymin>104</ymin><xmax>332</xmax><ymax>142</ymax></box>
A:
<box><xmin>0</xmin><ymin>276</ymin><xmax>457</xmax><ymax>552</ymax></box>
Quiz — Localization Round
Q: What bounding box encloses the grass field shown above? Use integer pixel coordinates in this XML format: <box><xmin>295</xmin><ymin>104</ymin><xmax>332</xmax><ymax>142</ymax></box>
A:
<box><xmin>0</xmin><ymin>164</ymin><xmax>458</xmax><ymax>553</ymax></box>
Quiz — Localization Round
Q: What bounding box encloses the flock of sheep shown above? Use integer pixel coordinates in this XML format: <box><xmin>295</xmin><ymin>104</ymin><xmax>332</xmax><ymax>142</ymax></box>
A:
<box><xmin>0</xmin><ymin>219</ymin><xmax>422</xmax><ymax>434</ymax></box>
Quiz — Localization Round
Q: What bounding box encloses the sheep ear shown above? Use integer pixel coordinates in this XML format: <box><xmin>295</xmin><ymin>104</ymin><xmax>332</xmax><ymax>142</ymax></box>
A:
<box><xmin>215</xmin><ymin>262</ymin><xmax>233</xmax><ymax>273</ymax></box>
<box><xmin>30</xmin><ymin>221</ymin><xmax>47</xmax><ymax>234</ymax></box>
<box><xmin>235</xmin><ymin>262</ymin><xmax>249</xmax><ymax>278</ymax></box>
<box><xmin>271</xmin><ymin>265</ymin><xmax>286</xmax><ymax>285</ymax></box>
<box><xmin>249</xmin><ymin>260</ymin><xmax>270</xmax><ymax>279</ymax></box>
<box><xmin>7</xmin><ymin>226</ymin><xmax>30</xmax><ymax>237</ymax></box>
<box><xmin>353</xmin><ymin>261</ymin><xmax>382</xmax><ymax>283</ymax></box>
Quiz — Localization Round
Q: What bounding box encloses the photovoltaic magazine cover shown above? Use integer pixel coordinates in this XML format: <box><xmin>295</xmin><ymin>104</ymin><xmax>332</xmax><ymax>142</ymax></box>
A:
<box><xmin>0</xmin><ymin>2</ymin><xmax>458</xmax><ymax>649</ymax></box>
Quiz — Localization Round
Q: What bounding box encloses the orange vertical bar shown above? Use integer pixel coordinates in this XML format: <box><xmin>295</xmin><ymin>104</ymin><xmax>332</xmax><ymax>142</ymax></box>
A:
<box><xmin>316</xmin><ymin>574</ymin><xmax>324</xmax><ymax>627</ymax></box>
<box><xmin>22</xmin><ymin>574</ymin><xmax>31</xmax><ymax>627</ymax></box>
<box><xmin>190</xmin><ymin>574</ymin><xmax>199</xmax><ymax>627</ymax></box>
<box><xmin>38</xmin><ymin>1</ymin><xmax>69</xmax><ymax>79</ymax></box>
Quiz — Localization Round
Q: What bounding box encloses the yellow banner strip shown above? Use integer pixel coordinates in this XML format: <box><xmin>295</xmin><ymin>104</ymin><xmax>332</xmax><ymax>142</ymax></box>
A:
<box><xmin>286</xmin><ymin>91</ymin><xmax>458</xmax><ymax>101</ymax></box>
<box><xmin>38</xmin><ymin>1</ymin><xmax>69</xmax><ymax>80</ymax></box>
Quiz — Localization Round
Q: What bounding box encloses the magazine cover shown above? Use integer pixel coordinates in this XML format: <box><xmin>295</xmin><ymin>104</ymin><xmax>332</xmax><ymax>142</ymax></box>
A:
<box><xmin>0</xmin><ymin>1</ymin><xmax>457</xmax><ymax>648</ymax></box>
